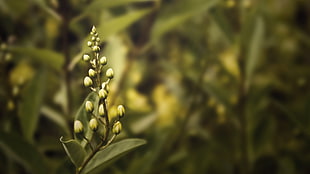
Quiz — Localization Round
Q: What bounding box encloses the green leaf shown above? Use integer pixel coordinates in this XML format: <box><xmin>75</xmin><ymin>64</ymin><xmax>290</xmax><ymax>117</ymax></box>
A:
<box><xmin>10</xmin><ymin>47</ymin><xmax>64</xmax><ymax>71</ymax></box>
<box><xmin>18</xmin><ymin>69</ymin><xmax>46</xmax><ymax>142</ymax></box>
<box><xmin>151</xmin><ymin>0</ymin><xmax>219</xmax><ymax>42</ymax></box>
<box><xmin>245</xmin><ymin>16</ymin><xmax>265</xmax><ymax>89</ymax></box>
<box><xmin>209</xmin><ymin>8</ymin><xmax>234</xmax><ymax>44</ymax></box>
<box><xmin>77</xmin><ymin>8</ymin><xmax>152</xmax><ymax>60</ymax></box>
<box><xmin>97</xmin><ymin>8</ymin><xmax>152</xmax><ymax>39</ymax></box>
<box><xmin>30</xmin><ymin>0</ymin><xmax>61</xmax><ymax>21</ymax></box>
<box><xmin>204</xmin><ymin>82</ymin><xmax>230</xmax><ymax>108</ymax></box>
<box><xmin>60</xmin><ymin>137</ymin><xmax>87</xmax><ymax>168</ymax></box>
<box><xmin>74</xmin><ymin>92</ymin><xmax>99</xmax><ymax>147</ymax></box>
<box><xmin>41</xmin><ymin>106</ymin><xmax>70</xmax><ymax>135</ymax></box>
<box><xmin>0</xmin><ymin>131</ymin><xmax>47</xmax><ymax>174</ymax></box>
<box><xmin>72</xmin><ymin>0</ymin><xmax>154</xmax><ymax>23</ymax></box>
<box><xmin>82</xmin><ymin>138</ymin><xmax>146</xmax><ymax>174</ymax></box>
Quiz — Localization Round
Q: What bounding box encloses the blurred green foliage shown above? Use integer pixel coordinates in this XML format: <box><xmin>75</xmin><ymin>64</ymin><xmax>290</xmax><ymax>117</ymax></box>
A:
<box><xmin>0</xmin><ymin>0</ymin><xmax>310</xmax><ymax>173</ymax></box>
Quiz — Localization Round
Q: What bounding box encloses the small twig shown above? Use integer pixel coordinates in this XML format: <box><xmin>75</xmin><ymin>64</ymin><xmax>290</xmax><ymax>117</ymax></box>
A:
<box><xmin>82</xmin><ymin>135</ymin><xmax>94</xmax><ymax>151</ymax></box>
<box><xmin>76</xmin><ymin>134</ymin><xmax>117</xmax><ymax>174</ymax></box>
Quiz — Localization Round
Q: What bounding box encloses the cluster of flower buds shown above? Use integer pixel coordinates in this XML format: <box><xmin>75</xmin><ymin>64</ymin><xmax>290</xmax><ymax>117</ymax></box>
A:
<box><xmin>74</xmin><ymin>26</ymin><xmax>126</xmax><ymax>139</ymax></box>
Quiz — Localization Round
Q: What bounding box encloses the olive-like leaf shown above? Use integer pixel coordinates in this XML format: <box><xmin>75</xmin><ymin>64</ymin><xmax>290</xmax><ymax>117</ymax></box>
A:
<box><xmin>60</xmin><ymin>137</ymin><xmax>87</xmax><ymax>167</ymax></box>
<box><xmin>71</xmin><ymin>0</ymin><xmax>154</xmax><ymax>24</ymax></box>
<box><xmin>82</xmin><ymin>138</ymin><xmax>146</xmax><ymax>174</ymax></box>
<box><xmin>245</xmin><ymin>16</ymin><xmax>265</xmax><ymax>89</ymax></box>
<box><xmin>18</xmin><ymin>69</ymin><xmax>46</xmax><ymax>142</ymax></box>
<box><xmin>10</xmin><ymin>47</ymin><xmax>64</xmax><ymax>72</ymax></box>
<box><xmin>0</xmin><ymin>131</ymin><xmax>47</xmax><ymax>174</ymax></box>
<box><xmin>151</xmin><ymin>0</ymin><xmax>219</xmax><ymax>42</ymax></box>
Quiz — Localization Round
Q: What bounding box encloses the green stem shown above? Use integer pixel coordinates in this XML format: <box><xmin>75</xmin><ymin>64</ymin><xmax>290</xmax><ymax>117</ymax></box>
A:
<box><xmin>76</xmin><ymin>135</ymin><xmax>116</xmax><ymax>174</ymax></box>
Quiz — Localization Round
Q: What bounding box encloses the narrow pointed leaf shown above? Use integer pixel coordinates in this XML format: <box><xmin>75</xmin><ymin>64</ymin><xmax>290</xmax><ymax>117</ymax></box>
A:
<box><xmin>18</xmin><ymin>69</ymin><xmax>46</xmax><ymax>142</ymax></box>
<box><xmin>0</xmin><ymin>132</ymin><xmax>46</xmax><ymax>174</ymax></box>
<box><xmin>82</xmin><ymin>138</ymin><xmax>146</xmax><ymax>174</ymax></box>
<box><xmin>60</xmin><ymin>137</ymin><xmax>87</xmax><ymax>167</ymax></box>
<box><xmin>245</xmin><ymin>16</ymin><xmax>265</xmax><ymax>88</ymax></box>
<box><xmin>151</xmin><ymin>0</ymin><xmax>219</xmax><ymax>42</ymax></box>
<box><xmin>72</xmin><ymin>0</ymin><xmax>154</xmax><ymax>23</ymax></box>
<box><xmin>10</xmin><ymin>47</ymin><xmax>64</xmax><ymax>71</ymax></box>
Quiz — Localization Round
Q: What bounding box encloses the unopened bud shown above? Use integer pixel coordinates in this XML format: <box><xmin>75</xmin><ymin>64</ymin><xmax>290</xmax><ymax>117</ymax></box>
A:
<box><xmin>83</xmin><ymin>54</ymin><xmax>91</xmax><ymax>61</ymax></box>
<box><xmin>100</xmin><ymin>56</ymin><xmax>107</xmax><ymax>65</ymax></box>
<box><xmin>99</xmin><ymin>88</ymin><xmax>108</xmax><ymax>100</ymax></box>
<box><xmin>87</xmin><ymin>41</ymin><xmax>92</xmax><ymax>47</ymax></box>
<box><xmin>106</xmin><ymin>68</ymin><xmax>114</xmax><ymax>79</ymax></box>
<box><xmin>88</xmin><ymin>69</ymin><xmax>96</xmax><ymax>77</ymax></box>
<box><xmin>112</xmin><ymin>121</ymin><xmax>122</xmax><ymax>135</ymax></box>
<box><xmin>74</xmin><ymin>120</ymin><xmax>84</xmax><ymax>134</ymax></box>
<box><xmin>89</xmin><ymin>118</ymin><xmax>98</xmax><ymax>131</ymax></box>
<box><xmin>92</xmin><ymin>45</ymin><xmax>100</xmax><ymax>52</ymax></box>
<box><xmin>117</xmin><ymin>105</ymin><xmax>125</xmax><ymax>118</ymax></box>
<box><xmin>101</xmin><ymin>82</ymin><xmax>110</xmax><ymax>93</ymax></box>
<box><xmin>91</xmin><ymin>26</ymin><xmax>97</xmax><ymax>33</ymax></box>
<box><xmin>91</xmin><ymin>36</ymin><xmax>96</xmax><ymax>41</ymax></box>
<box><xmin>99</xmin><ymin>104</ymin><xmax>105</xmax><ymax>116</ymax></box>
<box><xmin>84</xmin><ymin>76</ymin><xmax>93</xmax><ymax>87</ymax></box>
<box><xmin>85</xmin><ymin>101</ymin><xmax>94</xmax><ymax>113</ymax></box>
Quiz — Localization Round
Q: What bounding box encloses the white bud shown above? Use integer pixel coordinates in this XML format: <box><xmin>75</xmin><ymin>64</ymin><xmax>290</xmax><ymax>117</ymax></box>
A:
<box><xmin>99</xmin><ymin>88</ymin><xmax>108</xmax><ymax>100</ymax></box>
<box><xmin>87</xmin><ymin>41</ymin><xmax>92</xmax><ymax>47</ymax></box>
<box><xmin>88</xmin><ymin>69</ymin><xmax>96</xmax><ymax>77</ymax></box>
<box><xmin>117</xmin><ymin>105</ymin><xmax>125</xmax><ymax>118</ymax></box>
<box><xmin>85</xmin><ymin>101</ymin><xmax>94</xmax><ymax>113</ymax></box>
<box><xmin>92</xmin><ymin>45</ymin><xmax>100</xmax><ymax>52</ymax></box>
<box><xmin>89</xmin><ymin>118</ymin><xmax>98</xmax><ymax>131</ymax></box>
<box><xmin>84</xmin><ymin>76</ymin><xmax>93</xmax><ymax>87</ymax></box>
<box><xmin>98</xmin><ymin>104</ymin><xmax>105</xmax><ymax>116</ymax></box>
<box><xmin>112</xmin><ymin>121</ymin><xmax>122</xmax><ymax>135</ymax></box>
<box><xmin>82</xmin><ymin>54</ymin><xmax>91</xmax><ymax>61</ymax></box>
<box><xmin>74</xmin><ymin>120</ymin><xmax>84</xmax><ymax>134</ymax></box>
<box><xmin>106</xmin><ymin>68</ymin><xmax>114</xmax><ymax>79</ymax></box>
<box><xmin>100</xmin><ymin>56</ymin><xmax>107</xmax><ymax>65</ymax></box>
<box><xmin>91</xmin><ymin>26</ymin><xmax>97</xmax><ymax>33</ymax></box>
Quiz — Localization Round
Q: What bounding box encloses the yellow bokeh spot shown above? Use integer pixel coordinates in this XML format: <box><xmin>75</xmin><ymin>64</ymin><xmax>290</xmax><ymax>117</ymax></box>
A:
<box><xmin>9</xmin><ymin>62</ymin><xmax>34</xmax><ymax>86</ymax></box>
<box><xmin>219</xmin><ymin>47</ymin><xmax>240</xmax><ymax>80</ymax></box>
<box><xmin>152</xmin><ymin>85</ymin><xmax>182</xmax><ymax>127</ymax></box>
<box><xmin>226</xmin><ymin>0</ymin><xmax>235</xmax><ymax>8</ymax></box>
<box><xmin>126</xmin><ymin>88</ymin><xmax>151</xmax><ymax>112</ymax></box>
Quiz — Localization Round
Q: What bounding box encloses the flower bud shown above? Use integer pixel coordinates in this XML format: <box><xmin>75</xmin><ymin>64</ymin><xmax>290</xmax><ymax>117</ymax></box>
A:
<box><xmin>87</xmin><ymin>41</ymin><xmax>92</xmax><ymax>47</ymax></box>
<box><xmin>101</xmin><ymin>82</ymin><xmax>110</xmax><ymax>93</ymax></box>
<box><xmin>96</xmin><ymin>37</ymin><xmax>100</xmax><ymax>42</ymax></box>
<box><xmin>84</xmin><ymin>76</ymin><xmax>93</xmax><ymax>87</ymax></box>
<box><xmin>89</xmin><ymin>118</ymin><xmax>98</xmax><ymax>131</ymax></box>
<box><xmin>112</xmin><ymin>121</ymin><xmax>122</xmax><ymax>135</ymax></box>
<box><xmin>91</xmin><ymin>36</ymin><xmax>96</xmax><ymax>41</ymax></box>
<box><xmin>88</xmin><ymin>69</ymin><xmax>96</xmax><ymax>77</ymax></box>
<box><xmin>85</xmin><ymin>101</ymin><xmax>94</xmax><ymax>113</ymax></box>
<box><xmin>106</xmin><ymin>68</ymin><xmax>114</xmax><ymax>79</ymax></box>
<box><xmin>91</xmin><ymin>26</ymin><xmax>97</xmax><ymax>33</ymax></box>
<box><xmin>92</xmin><ymin>45</ymin><xmax>100</xmax><ymax>52</ymax></box>
<box><xmin>117</xmin><ymin>105</ymin><xmax>125</xmax><ymax>118</ymax></box>
<box><xmin>98</xmin><ymin>104</ymin><xmax>105</xmax><ymax>116</ymax></box>
<box><xmin>100</xmin><ymin>56</ymin><xmax>107</xmax><ymax>65</ymax></box>
<box><xmin>99</xmin><ymin>88</ymin><xmax>108</xmax><ymax>100</ymax></box>
<box><xmin>74</xmin><ymin>120</ymin><xmax>84</xmax><ymax>134</ymax></box>
<box><xmin>82</xmin><ymin>54</ymin><xmax>91</xmax><ymax>61</ymax></box>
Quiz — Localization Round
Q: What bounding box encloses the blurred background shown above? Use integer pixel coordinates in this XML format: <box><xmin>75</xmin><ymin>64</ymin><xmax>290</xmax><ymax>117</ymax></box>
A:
<box><xmin>0</xmin><ymin>0</ymin><xmax>310</xmax><ymax>173</ymax></box>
